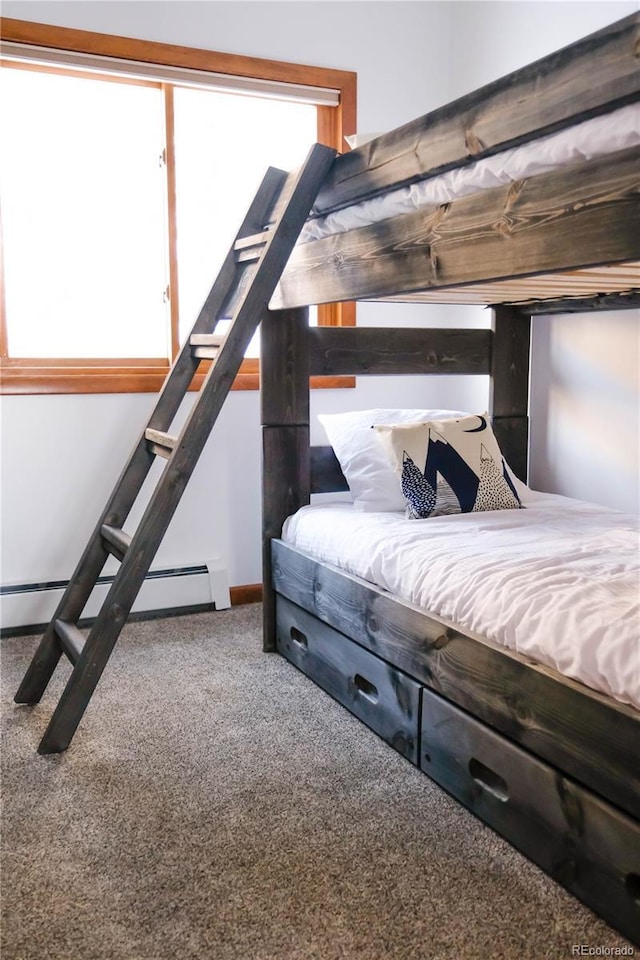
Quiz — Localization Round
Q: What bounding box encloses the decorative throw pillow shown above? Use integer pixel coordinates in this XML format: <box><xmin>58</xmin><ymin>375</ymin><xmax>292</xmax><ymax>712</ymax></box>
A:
<box><xmin>318</xmin><ymin>409</ymin><xmax>470</xmax><ymax>512</ymax></box>
<box><xmin>374</xmin><ymin>413</ymin><xmax>522</xmax><ymax>518</ymax></box>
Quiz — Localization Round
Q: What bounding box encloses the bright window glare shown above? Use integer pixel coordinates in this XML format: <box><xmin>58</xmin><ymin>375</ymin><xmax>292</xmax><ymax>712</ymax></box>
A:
<box><xmin>173</xmin><ymin>89</ymin><xmax>317</xmax><ymax>353</ymax></box>
<box><xmin>1</xmin><ymin>69</ymin><xmax>320</xmax><ymax>363</ymax></box>
<box><xmin>1</xmin><ymin>68</ymin><xmax>169</xmax><ymax>358</ymax></box>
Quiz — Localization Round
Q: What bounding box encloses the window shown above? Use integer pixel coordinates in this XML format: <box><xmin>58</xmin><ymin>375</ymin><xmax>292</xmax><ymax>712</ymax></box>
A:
<box><xmin>0</xmin><ymin>20</ymin><xmax>356</xmax><ymax>393</ymax></box>
<box><xmin>171</xmin><ymin>86</ymin><xmax>318</xmax><ymax>355</ymax></box>
<box><xmin>2</xmin><ymin>68</ymin><xmax>169</xmax><ymax>361</ymax></box>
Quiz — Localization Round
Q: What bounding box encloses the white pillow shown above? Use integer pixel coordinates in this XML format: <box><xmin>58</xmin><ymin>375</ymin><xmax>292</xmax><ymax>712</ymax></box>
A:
<box><xmin>344</xmin><ymin>133</ymin><xmax>384</xmax><ymax>149</ymax></box>
<box><xmin>318</xmin><ymin>409</ymin><xmax>470</xmax><ymax>512</ymax></box>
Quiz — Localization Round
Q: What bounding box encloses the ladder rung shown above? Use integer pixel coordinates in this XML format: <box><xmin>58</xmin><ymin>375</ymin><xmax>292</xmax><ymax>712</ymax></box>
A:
<box><xmin>100</xmin><ymin>524</ymin><xmax>132</xmax><ymax>562</ymax></box>
<box><xmin>145</xmin><ymin>428</ymin><xmax>177</xmax><ymax>459</ymax></box>
<box><xmin>54</xmin><ymin>620</ymin><xmax>85</xmax><ymax>666</ymax></box>
<box><xmin>234</xmin><ymin>230</ymin><xmax>270</xmax><ymax>251</ymax></box>
<box><xmin>235</xmin><ymin>248</ymin><xmax>264</xmax><ymax>264</ymax></box>
<box><xmin>14</xmin><ymin>144</ymin><xmax>335</xmax><ymax>754</ymax></box>
<box><xmin>190</xmin><ymin>333</ymin><xmax>225</xmax><ymax>360</ymax></box>
<box><xmin>234</xmin><ymin>229</ymin><xmax>270</xmax><ymax>264</ymax></box>
<box><xmin>190</xmin><ymin>334</ymin><xmax>225</xmax><ymax>347</ymax></box>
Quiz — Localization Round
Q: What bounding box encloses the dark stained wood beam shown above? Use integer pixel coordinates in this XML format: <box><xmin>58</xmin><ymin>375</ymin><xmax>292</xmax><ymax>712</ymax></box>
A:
<box><xmin>261</xmin><ymin>308</ymin><xmax>311</xmax><ymax>651</ymax></box>
<box><xmin>308</xmin><ymin>326</ymin><xmax>491</xmax><ymax>376</ymax></box>
<box><xmin>490</xmin><ymin>307</ymin><xmax>531</xmax><ymax>419</ymax></box>
<box><xmin>273</xmin><ymin>146</ymin><xmax>640</xmax><ymax>309</ymax></box>
<box><xmin>489</xmin><ymin>306</ymin><xmax>531</xmax><ymax>482</ymax></box>
<box><xmin>277</xmin><ymin>595</ymin><xmax>422</xmax><ymax>764</ymax></box>
<box><xmin>312</xmin><ymin>13</ymin><xmax>640</xmax><ymax>214</ymax></box>
<box><xmin>514</xmin><ymin>290</ymin><xmax>640</xmax><ymax>316</ymax></box>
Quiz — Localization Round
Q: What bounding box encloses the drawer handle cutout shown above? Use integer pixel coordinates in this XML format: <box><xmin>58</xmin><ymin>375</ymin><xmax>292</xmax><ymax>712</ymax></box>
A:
<box><xmin>469</xmin><ymin>758</ymin><xmax>509</xmax><ymax>801</ymax></box>
<box><xmin>290</xmin><ymin>627</ymin><xmax>308</xmax><ymax>648</ymax></box>
<box><xmin>354</xmin><ymin>674</ymin><xmax>378</xmax><ymax>703</ymax></box>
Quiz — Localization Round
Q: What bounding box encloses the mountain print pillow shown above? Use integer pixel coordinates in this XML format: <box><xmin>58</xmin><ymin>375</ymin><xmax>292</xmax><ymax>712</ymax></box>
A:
<box><xmin>374</xmin><ymin>413</ymin><xmax>522</xmax><ymax>519</ymax></box>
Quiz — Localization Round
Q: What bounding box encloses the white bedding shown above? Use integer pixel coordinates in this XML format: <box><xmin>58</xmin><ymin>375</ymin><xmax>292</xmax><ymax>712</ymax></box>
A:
<box><xmin>282</xmin><ymin>493</ymin><xmax>640</xmax><ymax>710</ymax></box>
<box><xmin>301</xmin><ymin>104</ymin><xmax>640</xmax><ymax>243</ymax></box>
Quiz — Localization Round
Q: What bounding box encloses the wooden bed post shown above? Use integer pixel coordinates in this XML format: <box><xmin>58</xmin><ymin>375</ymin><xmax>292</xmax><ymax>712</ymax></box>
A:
<box><xmin>261</xmin><ymin>307</ymin><xmax>311</xmax><ymax>651</ymax></box>
<box><xmin>489</xmin><ymin>305</ymin><xmax>531</xmax><ymax>483</ymax></box>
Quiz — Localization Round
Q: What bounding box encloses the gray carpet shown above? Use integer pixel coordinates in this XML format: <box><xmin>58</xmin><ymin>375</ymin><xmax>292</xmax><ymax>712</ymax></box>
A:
<box><xmin>1</xmin><ymin>604</ymin><xmax>632</xmax><ymax>960</ymax></box>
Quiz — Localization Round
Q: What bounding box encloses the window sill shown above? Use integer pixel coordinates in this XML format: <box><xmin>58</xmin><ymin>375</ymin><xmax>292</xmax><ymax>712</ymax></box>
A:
<box><xmin>0</xmin><ymin>359</ymin><xmax>172</xmax><ymax>395</ymax></box>
<box><xmin>0</xmin><ymin>359</ymin><xmax>355</xmax><ymax>395</ymax></box>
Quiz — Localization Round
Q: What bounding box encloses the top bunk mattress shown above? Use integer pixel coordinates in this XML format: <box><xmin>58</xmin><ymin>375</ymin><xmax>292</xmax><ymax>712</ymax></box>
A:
<box><xmin>281</xmin><ymin>493</ymin><xmax>640</xmax><ymax>711</ymax></box>
<box><xmin>301</xmin><ymin>104</ymin><xmax>640</xmax><ymax>244</ymax></box>
<box><xmin>272</xmin><ymin>97</ymin><xmax>640</xmax><ymax>309</ymax></box>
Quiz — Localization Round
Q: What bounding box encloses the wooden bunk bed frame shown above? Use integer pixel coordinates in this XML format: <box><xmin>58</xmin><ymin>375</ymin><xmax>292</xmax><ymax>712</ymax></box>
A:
<box><xmin>260</xmin><ymin>14</ymin><xmax>640</xmax><ymax>944</ymax></box>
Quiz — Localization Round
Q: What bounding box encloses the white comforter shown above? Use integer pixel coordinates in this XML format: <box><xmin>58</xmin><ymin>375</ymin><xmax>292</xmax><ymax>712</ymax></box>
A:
<box><xmin>301</xmin><ymin>104</ymin><xmax>640</xmax><ymax>242</ymax></box>
<box><xmin>282</xmin><ymin>493</ymin><xmax>640</xmax><ymax>709</ymax></box>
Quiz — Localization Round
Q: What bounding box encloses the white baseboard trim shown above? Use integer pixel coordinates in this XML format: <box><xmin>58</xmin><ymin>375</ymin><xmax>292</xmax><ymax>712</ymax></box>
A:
<box><xmin>0</xmin><ymin>559</ymin><xmax>230</xmax><ymax>633</ymax></box>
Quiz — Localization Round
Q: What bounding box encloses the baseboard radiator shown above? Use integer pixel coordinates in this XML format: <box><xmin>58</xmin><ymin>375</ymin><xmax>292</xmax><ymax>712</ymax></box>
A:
<box><xmin>0</xmin><ymin>559</ymin><xmax>230</xmax><ymax>635</ymax></box>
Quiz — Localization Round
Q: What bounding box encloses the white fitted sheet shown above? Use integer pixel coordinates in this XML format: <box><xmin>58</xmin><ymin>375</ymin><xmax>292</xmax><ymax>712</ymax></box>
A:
<box><xmin>301</xmin><ymin>104</ymin><xmax>640</xmax><ymax>242</ymax></box>
<box><xmin>282</xmin><ymin>493</ymin><xmax>640</xmax><ymax>709</ymax></box>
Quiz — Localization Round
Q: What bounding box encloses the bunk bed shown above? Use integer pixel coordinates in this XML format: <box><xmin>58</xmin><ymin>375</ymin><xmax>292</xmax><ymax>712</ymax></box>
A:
<box><xmin>260</xmin><ymin>13</ymin><xmax>640</xmax><ymax>945</ymax></box>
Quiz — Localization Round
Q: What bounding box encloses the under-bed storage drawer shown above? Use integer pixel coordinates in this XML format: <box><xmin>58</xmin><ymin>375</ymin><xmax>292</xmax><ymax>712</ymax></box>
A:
<box><xmin>420</xmin><ymin>688</ymin><xmax>640</xmax><ymax>943</ymax></box>
<box><xmin>276</xmin><ymin>595</ymin><xmax>420</xmax><ymax>764</ymax></box>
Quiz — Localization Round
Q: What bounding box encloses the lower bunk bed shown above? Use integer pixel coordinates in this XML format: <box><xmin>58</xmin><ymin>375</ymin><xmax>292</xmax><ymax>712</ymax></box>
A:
<box><xmin>258</xmin><ymin>13</ymin><xmax>640</xmax><ymax>941</ymax></box>
<box><xmin>269</xmin><ymin>467</ymin><xmax>640</xmax><ymax>943</ymax></box>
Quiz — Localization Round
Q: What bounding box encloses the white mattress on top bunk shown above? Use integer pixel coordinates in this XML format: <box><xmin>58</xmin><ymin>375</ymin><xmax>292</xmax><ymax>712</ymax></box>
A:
<box><xmin>281</xmin><ymin>492</ymin><xmax>640</xmax><ymax>710</ymax></box>
<box><xmin>301</xmin><ymin>103</ymin><xmax>640</xmax><ymax>242</ymax></box>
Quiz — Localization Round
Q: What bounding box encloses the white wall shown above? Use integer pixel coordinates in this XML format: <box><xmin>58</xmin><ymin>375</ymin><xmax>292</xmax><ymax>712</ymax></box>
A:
<box><xmin>1</xmin><ymin>1</ymin><xmax>478</xmax><ymax>606</ymax></box>
<box><xmin>530</xmin><ymin>311</ymin><xmax>639</xmax><ymax>513</ymax></box>
<box><xmin>447</xmin><ymin>1</ymin><xmax>638</xmax><ymax>98</ymax></box>
<box><xmin>1</xmin><ymin>1</ymin><xmax>637</xmax><ymax>621</ymax></box>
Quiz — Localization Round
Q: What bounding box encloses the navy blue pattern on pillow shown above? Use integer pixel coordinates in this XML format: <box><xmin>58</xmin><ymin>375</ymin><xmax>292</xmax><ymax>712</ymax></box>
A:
<box><xmin>377</xmin><ymin>414</ymin><xmax>522</xmax><ymax>519</ymax></box>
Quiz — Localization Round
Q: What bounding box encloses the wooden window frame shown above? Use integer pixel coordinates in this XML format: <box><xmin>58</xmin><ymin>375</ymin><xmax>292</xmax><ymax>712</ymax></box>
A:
<box><xmin>0</xmin><ymin>18</ymin><xmax>356</xmax><ymax>395</ymax></box>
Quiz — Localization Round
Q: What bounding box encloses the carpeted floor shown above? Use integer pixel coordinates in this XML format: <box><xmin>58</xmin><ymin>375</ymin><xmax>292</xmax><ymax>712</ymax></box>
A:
<box><xmin>1</xmin><ymin>604</ymin><xmax>633</xmax><ymax>960</ymax></box>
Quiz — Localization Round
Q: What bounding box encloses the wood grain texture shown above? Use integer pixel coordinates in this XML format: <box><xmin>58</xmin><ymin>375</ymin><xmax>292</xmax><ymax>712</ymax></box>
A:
<box><xmin>56</xmin><ymin>151</ymin><xmax>331</xmax><ymax>717</ymax></box>
<box><xmin>312</xmin><ymin>12</ymin><xmax>640</xmax><ymax>214</ymax></box>
<box><xmin>491</xmin><ymin>417</ymin><xmax>528</xmax><ymax>484</ymax></box>
<box><xmin>371</xmin><ymin>262</ymin><xmax>640</xmax><ymax>307</ymax></box>
<box><xmin>420</xmin><ymin>688</ymin><xmax>640</xmax><ymax>945</ymax></box>
<box><xmin>53</xmin><ymin>620</ymin><xmax>85</xmax><ymax>666</ymax></box>
<box><xmin>0</xmin><ymin>359</ymin><xmax>265</xmax><ymax>395</ymax></box>
<box><xmin>316</xmin><ymin>71</ymin><xmax>356</xmax><ymax>172</ymax></box>
<box><xmin>273</xmin><ymin>147</ymin><xmax>640</xmax><ymax>308</ymax></box>
<box><xmin>271</xmin><ymin>539</ymin><xmax>640</xmax><ymax>821</ymax></box>
<box><xmin>260</xmin><ymin>308</ymin><xmax>310</xmax><ymax>426</ymax></box>
<box><xmin>0</xmin><ymin>18</ymin><xmax>357</xmax><ymax>104</ymax></box>
<box><xmin>262</xmin><ymin>428</ymin><xmax>311</xmax><ymax>533</ymax></box>
<box><xmin>489</xmin><ymin>306</ymin><xmax>530</xmax><ymax>480</ymax></box>
<box><xmin>21</xmin><ymin>146</ymin><xmax>333</xmax><ymax>750</ymax></box>
<box><xmin>490</xmin><ymin>307</ymin><xmax>530</xmax><ymax>418</ymax></box>
<box><xmin>100</xmin><ymin>524</ymin><xmax>132</xmax><ymax>563</ymax></box>
<box><xmin>229</xmin><ymin>584</ymin><xmax>263</xmax><ymax>606</ymax></box>
<box><xmin>277</xmin><ymin>595</ymin><xmax>421</xmax><ymax>763</ymax></box>
<box><xmin>521</xmin><ymin>289</ymin><xmax>640</xmax><ymax>315</ymax></box>
<box><xmin>261</xmin><ymin>307</ymin><xmax>311</xmax><ymax>651</ymax></box>
<box><xmin>308</xmin><ymin>326</ymin><xmax>491</xmax><ymax>376</ymax></box>
<box><xmin>262</xmin><ymin>427</ymin><xmax>310</xmax><ymax>652</ymax></box>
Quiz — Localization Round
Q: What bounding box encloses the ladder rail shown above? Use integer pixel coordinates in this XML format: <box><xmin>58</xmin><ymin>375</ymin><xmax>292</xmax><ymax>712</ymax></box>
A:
<box><xmin>29</xmin><ymin>143</ymin><xmax>337</xmax><ymax>753</ymax></box>
<box><xmin>147</xmin><ymin>167</ymin><xmax>290</xmax><ymax>429</ymax></box>
<box><xmin>14</xmin><ymin>165</ymin><xmax>294</xmax><ymax>708</ymax></box>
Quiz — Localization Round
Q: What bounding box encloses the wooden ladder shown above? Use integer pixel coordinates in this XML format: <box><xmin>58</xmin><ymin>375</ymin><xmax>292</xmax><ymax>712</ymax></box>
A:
<box><xmin>15</xmin><ymin>143</ymin><xmax>336</xmax><ymax>754</ymax></box>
